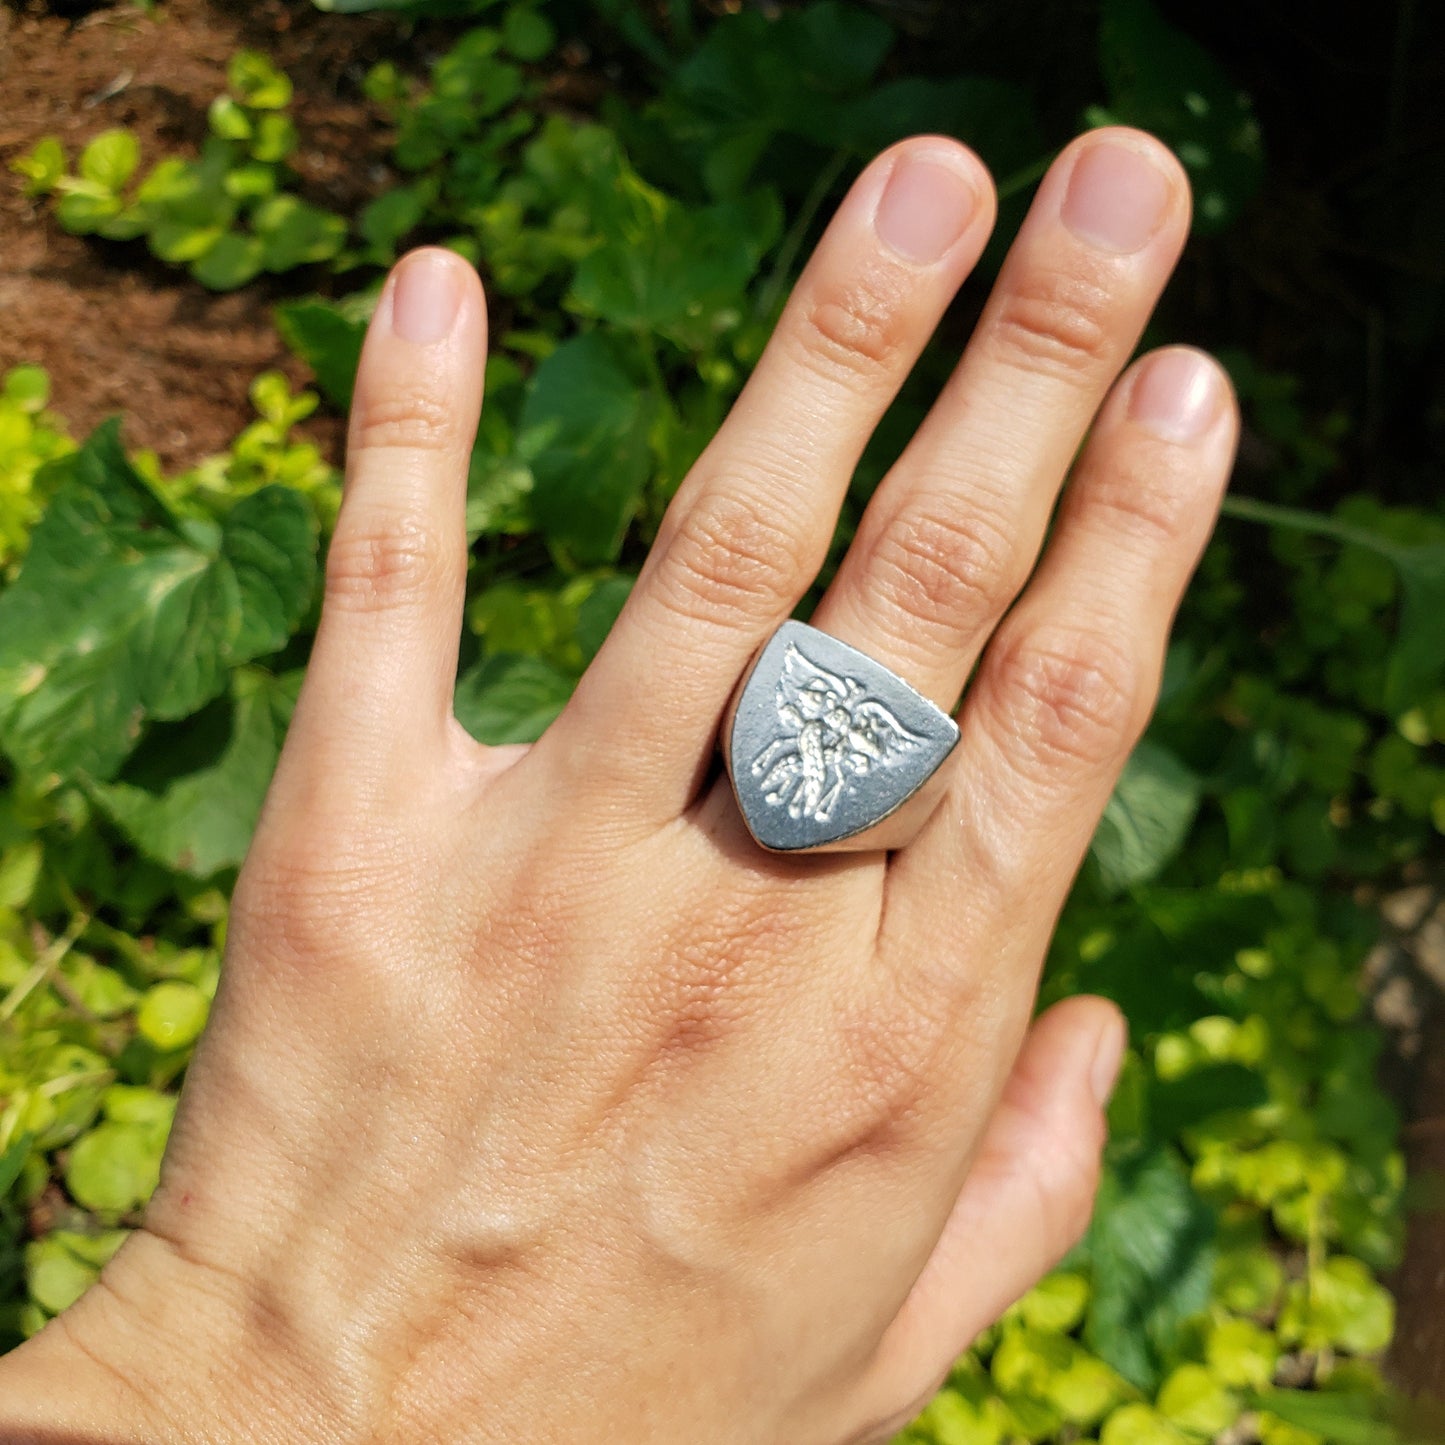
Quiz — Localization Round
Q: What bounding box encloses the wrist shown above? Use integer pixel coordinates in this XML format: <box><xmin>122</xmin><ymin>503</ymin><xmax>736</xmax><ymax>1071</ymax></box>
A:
<box><xmin>0</xmin><ymin>1229</ymin><xmax>318</xmax><ymax>1445</ymax></box>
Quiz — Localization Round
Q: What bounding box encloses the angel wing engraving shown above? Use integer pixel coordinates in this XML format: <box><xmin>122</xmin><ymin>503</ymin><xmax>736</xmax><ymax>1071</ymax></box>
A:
<box><xmin>749</xmin><ymin>643</ymin><xmax>925</xmax><ymax>824</ymax></box>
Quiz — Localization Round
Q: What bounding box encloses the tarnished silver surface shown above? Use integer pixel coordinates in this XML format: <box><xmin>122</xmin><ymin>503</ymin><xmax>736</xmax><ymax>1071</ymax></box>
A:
<box><xmin>722</xmin><ymin>621</ymin><xmax>959</xmax><ymax>853</ymax></box>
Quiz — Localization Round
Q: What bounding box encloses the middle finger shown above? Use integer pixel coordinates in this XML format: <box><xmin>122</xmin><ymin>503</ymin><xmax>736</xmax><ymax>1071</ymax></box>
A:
<box><xmin>542</xmin><ymin>137</ymin><xmax>995</xmax><ymax>826</ymax></box>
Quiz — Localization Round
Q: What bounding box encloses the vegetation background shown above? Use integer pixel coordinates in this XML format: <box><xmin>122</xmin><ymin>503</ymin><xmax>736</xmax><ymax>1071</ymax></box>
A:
<box><xmin>1</xmin><ymin>2</ymin><xmax>1443</xmax><ymax>1442</ymax></box>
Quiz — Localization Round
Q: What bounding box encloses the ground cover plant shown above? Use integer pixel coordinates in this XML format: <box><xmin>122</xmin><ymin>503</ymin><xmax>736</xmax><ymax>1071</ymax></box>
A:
<box><xmin>2</xmin><ymin>1</ymin><xmax>1443</xmax><ymax>1441</ymax></box>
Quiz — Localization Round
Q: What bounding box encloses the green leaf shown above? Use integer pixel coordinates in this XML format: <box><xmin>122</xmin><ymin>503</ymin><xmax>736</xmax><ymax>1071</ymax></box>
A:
<box><xmin>0</xmin><ymin>840</ymin><xmax>42</xmax><ymax>911</ymax></box>
<box><xmin>356</xmin><ymin>181</ymin><xmax>435</xmax><ymax>263</ymax></box>
<box><xmin>1150</xmin><ymin>1062</ymin><xmax>1268</xmax><ymax>1141</ymax></box>
<box><xmin>454</xmin><ymin>653</ymin><xmax>575</xmax><ymax>745</ymax></box>
<box><xmin>1095</xmin><ymin>0</ymin><xmax>1264</xmax><ymax>233</ymax></box>
<box><xmin>1099</xmin><ymin>1403</ymin><xmax>1191</xmax><ymax>1445</ymax></box>
<box><xmin>61</xmin><ymin>957</ymin><xmax>139</xmax><ymax>1020</ymax></box>
<box><xmin>249</xmin><ymin>112</ymin><xmax>299</xmax><ymax>164</ymax></box>
<box><xmin>133</xmin><ymin>152</ymin><xmax>237</xmax><ymax>236</ymax></box>
<box><xmin>249</xmin><ymin>371</ymin><xmax>300</xmax><ymax>428</ymax></box>
<box><xmin>252</xmin><ymin>195</ymin><xmax>348</xmax><ymax>271</ymax></box>
<box><xmin>1212</xmin><ymin>1242</ymin><xmax>1285</xmax><ymax>1316</ymax></box>
<box><xmin>1084</xmin><ymin>1143</ymin><xmax>1216</xmax><ymax>1391</ymax></box>
<box><xmin>222</xmin><ymin>161</ymin><xmax>277</xmax><ymax>204</ymax></box>
<box><xmin>3</xmin><ymin>365</ymin><xmax>50</xmax><ymax>412</ymax></box>
<box><xmin>25</xmin><ymin>1233</ymin><xmax>101</xmax><ymax>1314</ymax></box>
<box><xmin>992</xmin><ymin>1326</ymin><xmax>1131</xmax><ymax>1428</ymax></box>
<box><xmin>1091</xmin><ymin>740</ymin><xmax>1201</xmax><ymax>894</ymax></box>
<box><xmin>275</xmin><ymin>298</ymin><xmax>370</xmax><ymax>410</ymax></box>
<box><xmin>520</xmin><ymin>335</ymin><xmax>657</xmax><ymax>566</ymax></box>
<box><xmin>1206</xmin><ymin>1317</ymin><xmax>1279</xmax><ymax>1390</ymax></box>
<box><xmin>0</xmin><ymin>1134</ymin><xmax>31</xmax><ymax>1196</ymax></box>
<box><xmin>64</xmin><ymin>1122</ymin><xmax>165</xmax><ymax>1213</ymax></box>
<box><xmin>103</xmin><ymin>1085</ymin><xmax>177</xmax><ymax>1130</ymax></box>
<box><xmin>55</xmin><ymin>184</ymin><xmax>123</xmax><ymax>235</ymax></box>
<box><xmin>78</xmin><ymin>130</ymin><xmax>141</xmax><ymax>192</ymax></box>
<box><xmin>912</xmin><ymin>1384</ymin><xmax>1005</xmax><ymax>1445</ymax></box>
<box><xmin>189</xmin><ymin>231</ymin><xmax>265</xmax><ymax>290</ymax></box>
<box><xmin>10</xmin><ymin>136</ymin><xmax>66</xmax><ymax>196</ymax></box>
<box><xmin>1383</xmin><ymin>544</ymin><xmax>1445</xmax><ymax>711</ymax></box>
<box><xmin>227</xmin><ymin>50</ymin><xmax>294</xmax><ymax>110</ymax></box>
<box><xmin>574</xmin><ymin>575</ymin><xmax>633</xmax><ymax>662</ymax></box>
<box><xmin>0</xmin><ymin>422</ymin><xmax>317</xmax><ymax>783</ymax></box>
<box><xmin>569</xmin><ymin>181</ymin><xmax>782</xmax><ymax>351</ymax></box>
<box><xmin>1254</xmin><ymin>1387</ymin><xmax>1398</xmax><ymax>1445</ymax></box>
<box><xmin>1277</xmin><ymin>1256</ymin><xmax>1395</xmax><ymax>1355</ymax></box>
<box><xmin>1157</xmin><ymin>1363</ymin><xmax>1237</xmax><ymax>1435</ymax></box>
<box><xmin>1217</xmin><ymin>497</ymin><xmax>1445</xmax><ymax>711</ymax></box>
<box><xmin>465</xmin><ymin>455</ymin><xmax>533</xmax><ymax>541</ymax></box>
<box><xmin>95</xmin><ymin>206</ymin><xmax>148</xmax><ymax>242</ymax></box>
<box><xmin>664</xmin><ymin>2</ymin><xmax>893</xmax><ymax>189</ymax></box>
<box><xmin>1013</xmin><ymin>1271</ymin><xmax>1091</xmax><ymax>1334</ymax></box>
<box><xmin>501</xmin><ymin>5</ymin><xmax>555</xmax><ymax>61</ymax></box>
<box><xmin>136</xmin><ymin>980</ymin><xmax>210</xmax><ymax>1051</ymax></box>
<box><xmin>148</xmin><ymin>219</ymin><xmax>227</xmax><ymax>264</ymax></box>
<box><xmin>91</xmin><ymin>670</ymin><xmax>297</xmax><ymax>876</ymax></box>
<box><xmin>362</xmin><ymin>60</ymin><xmax>408</xmax><ymax>107</ymax></box>
<box><xmin>840</xmin><ymin>76</ymin><xmax>1045</xmax><ymax>178</ymax></box>
<box><xmin>207</xmin><ymin>95</ymin><xmax>254</xmax><ymax>142</ymax></box>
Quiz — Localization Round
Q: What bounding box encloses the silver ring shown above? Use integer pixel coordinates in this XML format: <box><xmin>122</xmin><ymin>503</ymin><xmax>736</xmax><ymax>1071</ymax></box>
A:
<box><xmin>721</xmin><ymin>621</ymin><xmax>960</xmax><ymax>853</ymax></box>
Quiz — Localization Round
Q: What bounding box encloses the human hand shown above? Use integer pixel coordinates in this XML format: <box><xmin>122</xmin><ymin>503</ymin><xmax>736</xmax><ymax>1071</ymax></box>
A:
<box><xmin>0</xmin><ymin>127</ymin><xmax>1237</xmax><ymax>1445</ymax></box>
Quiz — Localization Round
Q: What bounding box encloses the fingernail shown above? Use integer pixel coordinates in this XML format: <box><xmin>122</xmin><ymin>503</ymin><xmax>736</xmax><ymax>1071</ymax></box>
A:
<box><xmin>1089</xmin><ymin>1011</ymin><xmax>1128</xmax><ymax>1108</ymax></box>
<box><xmin>1129</xmin><ymin>348</ymin><xmax>1224</xmax><ymax>442</ymax></box>
<box><xmin>875</xmin><ymin>155</ymin><xmax>978</xmax><ymax>265</ymax></box>
<box><xmin>1061</xmin><ymin>140</ymin><xmax>1172</xmax><ymax>254</ymax></box>
<box><xmin>390</xmin><ymin>249</ymin><xmax>466</xmax><ymax>345</ymax></box>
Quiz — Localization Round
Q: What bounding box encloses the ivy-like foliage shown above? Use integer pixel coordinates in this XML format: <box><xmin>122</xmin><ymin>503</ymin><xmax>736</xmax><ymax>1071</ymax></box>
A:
<box><xmin>13</xmin><ymin>51</ymin><xmax>348</xmax><ymax>289</ymax></box>
<box><xmin>2</xmin><ymin>4</ymin><xmax>1443</xmax><ymax>1444</ymax></box>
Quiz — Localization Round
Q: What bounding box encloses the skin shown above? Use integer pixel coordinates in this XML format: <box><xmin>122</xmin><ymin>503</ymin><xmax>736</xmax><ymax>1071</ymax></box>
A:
<box><xmin>0</xmin><ymin>127</ymin><xmax>1237</xmax><ymax>1444</ymax></box>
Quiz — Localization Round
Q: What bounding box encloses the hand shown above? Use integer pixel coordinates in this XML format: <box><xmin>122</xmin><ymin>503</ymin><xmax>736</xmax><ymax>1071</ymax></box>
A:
<box><xmin>0</xmin><ymin>127</ymin><xmax>1236</xmax><ymax>1445</ymax></box>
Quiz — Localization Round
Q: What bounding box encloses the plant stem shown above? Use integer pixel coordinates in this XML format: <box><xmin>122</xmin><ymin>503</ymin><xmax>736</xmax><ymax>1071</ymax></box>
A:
<box><xmin>757</xmin><ymin>149</ymin><xmax>851</xmax><ymax>320</ymax></box>
<box><xmin>0</xmin><ymin>911</ymin><xmax>89</xmax><ymax>1023</ymax></box>
<box><xmin>996</xmin><ymin>150</ymin><xmax>1057</xmax><ymax>201</ymax></box>
<box><xmin>1220</xmin><ymin>494</ymin><xmax>1403</xmax><ymax>561</ymax></box>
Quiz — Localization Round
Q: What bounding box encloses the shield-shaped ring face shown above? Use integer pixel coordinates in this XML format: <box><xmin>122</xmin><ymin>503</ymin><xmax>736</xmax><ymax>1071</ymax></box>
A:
<box><xmin>723</xmin><ymin>621</ymin><xmax>961</xmax><ymax>853</ymax></box>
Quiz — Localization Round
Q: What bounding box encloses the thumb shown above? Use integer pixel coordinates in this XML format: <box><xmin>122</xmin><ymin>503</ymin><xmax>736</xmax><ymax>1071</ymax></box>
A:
<box><xmin>857</xmin><ymin>995</ymin><xmax>1126</xmax><ymax>1436</ymax></box>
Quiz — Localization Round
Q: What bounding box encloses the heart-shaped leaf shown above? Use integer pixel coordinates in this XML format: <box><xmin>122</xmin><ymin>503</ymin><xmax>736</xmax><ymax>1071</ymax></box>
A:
<box><xmin>0</xmin><ymin>422</ymin><xmax>316</xmax><ymax>783</ymax></box>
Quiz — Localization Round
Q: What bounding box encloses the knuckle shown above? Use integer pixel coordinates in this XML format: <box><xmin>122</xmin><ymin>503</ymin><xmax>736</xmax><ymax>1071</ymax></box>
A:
<box><xmin>1083</xmin><ymin>455</ymin><xmax>1199</xmax><ymax>549</ymax></box>
<box><xmin>324</xmin><ymin>515</ymin><xmax>453</xmax><ymax>614</ymax></box>
<box><xmin>1028</xmin><ymin>1111</ymin><xmax>1106</xmax><ymax>1251</ymax></box>
<box><xmin>1055</xmin><ymin>1153</ymin><xmax>1103</xmax><ymax>1247</ymax></box>
<box><xmin>989</xmin><ymin>625</ymin><xmax>1146</xmax><ymax>773</ymax></box>
<box><xmin>351</xmin><ymin>384</ymin><xmax>457</xmax><ymax>455</ymax></box>
<box><xmin>990</xmin><ymin>267</ymin><xmax>1114</xmax><ymax>381</ymax></box>
<box><xmin>829</xmin><ymin>975</ymin><xmax>958</xmax><ymax>1156</ymax></box>
<box><xmin>792</xmin><ymin>266</ymin><xmax>910</xmax><ymax>387</ymax></box>
<box><xmin>869</xmin><ymin>496</ymin><xmax>1022</xmax><ymax>638</ymax></box>
<box><xmin>655</xmin><ymin>486</ymin><xmax>814</xmax><ymax>627</ymax></box>
<box><xmin>231</xmin><ymin>841</ymin><xmax>410</xmax><ymax>979</ymax></box>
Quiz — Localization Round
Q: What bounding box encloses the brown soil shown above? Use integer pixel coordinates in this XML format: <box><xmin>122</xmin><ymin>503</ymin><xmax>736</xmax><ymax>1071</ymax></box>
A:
<box><xmin>0</xmin><ymin>0</ymin><xmax>411</xmax><ymax>468</ymax></box>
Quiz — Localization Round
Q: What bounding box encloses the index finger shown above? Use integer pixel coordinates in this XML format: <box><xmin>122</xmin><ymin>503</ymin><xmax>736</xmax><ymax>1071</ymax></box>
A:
<box><xmin>275</xmin><ymin>248</ymin><xmax>487</xmax><ymax>807</ymax></box>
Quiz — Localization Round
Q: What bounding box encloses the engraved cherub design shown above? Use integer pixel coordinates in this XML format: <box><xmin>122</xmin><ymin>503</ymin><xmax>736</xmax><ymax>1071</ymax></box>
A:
<box><xmin>749</xmin><ymin>643</ymin><xmax>925</xmax><ymax>824</ymax></box>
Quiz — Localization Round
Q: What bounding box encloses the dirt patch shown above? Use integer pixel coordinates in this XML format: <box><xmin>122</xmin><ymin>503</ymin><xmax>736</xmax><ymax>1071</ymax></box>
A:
<box><xmin>0</xmin><ymin>0</ymin><xmax>411</xmax><ymax>468</ymax></box>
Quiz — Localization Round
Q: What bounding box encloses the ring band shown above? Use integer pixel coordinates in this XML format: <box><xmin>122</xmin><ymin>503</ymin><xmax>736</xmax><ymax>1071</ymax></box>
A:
<box><xmin>721</xmin><ymin>621</ymin><xmax>960</xmax><ymax>853</ymax></box>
